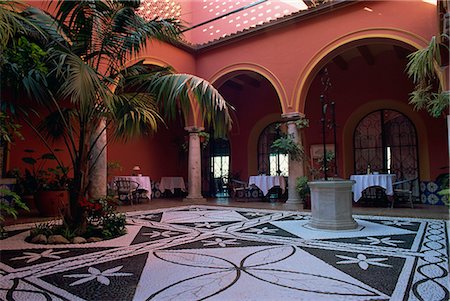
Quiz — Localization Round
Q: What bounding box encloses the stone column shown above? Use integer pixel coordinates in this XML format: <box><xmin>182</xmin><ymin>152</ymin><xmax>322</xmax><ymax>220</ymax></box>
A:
<box><xmin>184</xmin><ymin>126</ymin><xmax>206</xmax><ymax>201</ymax></box>
<box><xmin>88</xmin><ymin>119</ymin><xmax>107</xmax><ymax>199</ymax></box>
<box><xmin>282</xmin><ymin>113</ymin><xmax>305</xmax><ymax>205</ymax></box>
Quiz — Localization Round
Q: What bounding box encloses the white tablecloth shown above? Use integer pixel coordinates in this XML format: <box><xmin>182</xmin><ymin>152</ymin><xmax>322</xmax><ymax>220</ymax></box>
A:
<box><xmin>249</xmin><ymin>175</ymin><xmax>286</xmax><ymax>196</ymax></box>
<box><xmin>113</xmin><ymin>176</ymin><xmax>152</xmax><ymax>199</ymax></box>
<box><xmin>350</xmin><ymin>174</ymin><xmax>396</xmax><ymax>201</ymax></box>
<box><xmin>159</xmin><ymin>177</ymin><xmax>186</xmax><ymax>193</ymax></box>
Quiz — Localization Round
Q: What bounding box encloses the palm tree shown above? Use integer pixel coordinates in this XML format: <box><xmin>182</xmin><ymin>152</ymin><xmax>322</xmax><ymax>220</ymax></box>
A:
<box><xmin>2</xmin><ymin>0</ymin><xmax>232</xmax><ymax>233</ymax></box>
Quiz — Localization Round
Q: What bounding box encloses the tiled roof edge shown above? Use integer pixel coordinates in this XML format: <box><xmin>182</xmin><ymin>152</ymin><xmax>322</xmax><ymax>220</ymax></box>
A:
<box><xmin>173</xmin><ymin>0</ymin><xmax>358</xmax><ymax>54</ymax></box>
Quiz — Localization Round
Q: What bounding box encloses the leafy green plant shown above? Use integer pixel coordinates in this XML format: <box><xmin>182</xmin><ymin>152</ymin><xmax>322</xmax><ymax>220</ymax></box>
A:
<box><xmin>0</xmin><ymin>111</ymin><xmax>22</xmax><ymax>143</ymax></box>
<box><xmin>20</xmin><ymin>149</ymin><xmax>70</xmax><ymax>192</ymax></box>
<box><xmin>295</xmin><ymin>117</ymin><xmax>310</xmax><ymax>129</ymax></box>
<box><xmin>296</xmin><ymin>176</ymin><xmax>310</xmax><ymax>201</ymax></box>
<box><xmin>101</xmin><ymin>213</ymin><xmax>127</xmax><ymax>239</ymax></box>
<box><xmin>29</xmin><ymin>221</ymin><xmax>58</xmax><ymax>238</ymax></box>
<box><xmin>271</xmin><ymin>135</ymin><xmax>304</xmax><ymax>161</ymax></box>
<box><xmin>436</xmin><ymin>173</ymin><xmax>449</xmax><ymax>206</ymax></box>
<box><xmin>0</xmin><ymin>189</ymin><xmax>29</xmax><ymax>237</ymax></box>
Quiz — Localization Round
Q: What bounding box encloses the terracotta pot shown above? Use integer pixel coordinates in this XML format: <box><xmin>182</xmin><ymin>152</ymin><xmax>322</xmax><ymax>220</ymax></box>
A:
<box><xmin>35</xmin><ymin>190</ymin><xmax>69</xmax><ymax>217</ymax></box>
<box><xmin>22</xmin><ymin>195</ymin><xmax>37</xmax><ymax>212</ymax></box>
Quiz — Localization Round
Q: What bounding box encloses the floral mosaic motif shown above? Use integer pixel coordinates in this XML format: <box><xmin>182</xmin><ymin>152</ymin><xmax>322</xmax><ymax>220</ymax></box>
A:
<box><xmin>151</xmin><ymin>246</ymin><xmax>386</xmax><ymax>300</ymax></box>
<box><xmin>11</xmin><ymin>249</ymin><xmax>69</xmax><ymax>263</ymax></box>
<box><xmin>239</xmin><ymin>211</ymin><xmax>268</xmax><ymax>218</ymax></box>
<box><xmin>201</xmin><ymin>237</ymin><xmax>240</xmax><ymax>247</ymax></box>
<box><xmin>0</xmin><ymin>205</ymin><xmax>448</xmax><ymax>301</ymax></box>
<box><xmin>194</xmin><ymin>222</ymin><xmax>222</xmax><ymax>228</ymax></box>
<box><xmin>358</xmin><ymin>237</ymin><xmax>405</xmax><ymax>247</ymax></box>
<box><xmin>63</xmin><ymin>265</ymin><xmax>133</xmax><ymax>286</ymax></box>
<box><xmin>245</xmin><ymin>226</ymin><xmax>279</xmax><ymax>235</ymax></box>
<box><xmin>142</xmin><ymin>230</ymin><xmax>180</xmax><ymax>238</ymax></box>
<box><xmin>336</xmin><ymin>254</ymin><xmax>392</xmax><ymax>270</ymax></box>
<box><xmin>380</xmin><ymin>220</ymin><xmax>415</xmax><ymax>227</ymax></box>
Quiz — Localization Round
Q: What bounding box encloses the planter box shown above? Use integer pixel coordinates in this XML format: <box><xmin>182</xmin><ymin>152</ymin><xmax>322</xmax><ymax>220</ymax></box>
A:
<box><xmin>35</xmin><ymin>190</ymin><xmax>69</xmax><ymax>217</ymax></box>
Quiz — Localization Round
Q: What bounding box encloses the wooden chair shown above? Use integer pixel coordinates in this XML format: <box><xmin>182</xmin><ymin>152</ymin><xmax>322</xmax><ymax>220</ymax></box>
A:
<box><xmin>115</xmin><ymin>179</ymin><xmax>140</xmax><ymax>205</ymax></box>
<box><xmin>392</xmin><ymin>178</ymin><xmax>417</xmax><ymax>208</ymax></box>
<box><xmin>229</xmin><ymin>179</ymin><xmax>250</xmax><ymax>199</ymax></box>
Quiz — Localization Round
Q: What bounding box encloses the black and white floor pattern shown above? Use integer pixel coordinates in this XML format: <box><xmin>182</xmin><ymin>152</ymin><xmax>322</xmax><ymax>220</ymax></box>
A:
<box><xmin>1</xmin><ymin>205</ymin><xmax>449</xmax><ymax>301</ymax></box>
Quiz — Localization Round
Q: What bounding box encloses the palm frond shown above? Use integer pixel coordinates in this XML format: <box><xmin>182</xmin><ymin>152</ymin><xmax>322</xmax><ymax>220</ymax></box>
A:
<box><xmin>406</xmin><ymin>36</ymin><xmax>439</xmax><ymax>83</ymax></box>
<box><xmin>49</xmin><ymin>49</ymin><xmax>110</xmax><ymax>114</ymax></box>
<box><xmin>108</xmin><ymin>93</ymin><xmax>164</xmax><ymax>140</ymax></box>
<box><xmin>150</xmin><ymin>73</ymin><xmax>233</xmax><ymax>137</ymax></box>
<box><xmin>0</xmin><ymin>0</ymin><xmax>28</xmax><ymax>47</ymax></box>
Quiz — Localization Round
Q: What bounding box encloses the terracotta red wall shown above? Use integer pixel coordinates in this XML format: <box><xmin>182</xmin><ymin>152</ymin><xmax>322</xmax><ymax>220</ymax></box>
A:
<box><xmin>107</xmin><ymin>119</ymin><xmax>188</xmax><ymax>183</ymax></box>
<box><xmin>219</xmin><ymin>78</ymin><xmax>282</xmax><ymax>180</ymax></box>
<box><xmin>195</xmin><ymin>1</ymin><xmax>437</xmax><ymax>105</ymax></box>
<box><xmin>304</xmin><ymin>50</ymin><xmax>446</xmax><ymax>180</ymax></box>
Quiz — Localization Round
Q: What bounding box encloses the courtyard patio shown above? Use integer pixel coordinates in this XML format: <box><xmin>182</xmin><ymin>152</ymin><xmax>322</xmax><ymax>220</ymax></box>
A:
<box><xmin>1</xmin><ymin>200</ymin><xmax>448</xmax><ymax>301</ymax></box>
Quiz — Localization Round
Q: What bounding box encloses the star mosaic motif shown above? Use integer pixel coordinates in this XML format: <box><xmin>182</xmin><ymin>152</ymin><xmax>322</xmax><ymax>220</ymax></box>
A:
<box><xmin>194</xmin><ymin>222</ymin><xmax>221</xmax><ymax>228</ymax></box>
<box><xmin>201</xmin><ymin>237</ymin><xmax>240</xmax><ymax>247</ymax></box>
<box><xmin>142</xmin><ymin>230</ymin><xmax>179</xmax><ymax>238</ymax></box>
<box><xmin>289</xmin><ymin>215</ymin><xmax>307</xmax><ymax>220</ymax></box>
<box><xmin>336</xmin><ymin>254</ymin><xmax>392</xmax><ymax>270</ymax></box>
<box><xmin>242</xmin><ymin>212</ymin><xmax>267</xmax><ymax>217</ymax></box>
<box><xmin>245</xmin><ymin>226</ymin><xmax>278</xmax><ymax>234</ymax></box>
<box><xmin>63</xmin><ymin>265</ymin><xmax>132</xmax><ymax>286</ymax></box>
<box><xmin>358</xmin><ymin>237</ymin><xmax>405</xmax><ymax>247</ymax></box>
<box><xmin>11</xmin><ymin>249</ymin><xmax>69</xmax><ymax>263</ymax></box>
<box><xmin>381</xmin><ymin>220</ymin><xmax>415</xmax><ymax>226</ymax></box>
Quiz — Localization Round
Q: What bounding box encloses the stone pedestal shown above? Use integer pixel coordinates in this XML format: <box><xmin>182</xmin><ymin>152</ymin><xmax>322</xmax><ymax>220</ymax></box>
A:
<box><xmin>307</xmin><ymin>180</ymin><xmax>358</xmax><ymax>230</ymax></box>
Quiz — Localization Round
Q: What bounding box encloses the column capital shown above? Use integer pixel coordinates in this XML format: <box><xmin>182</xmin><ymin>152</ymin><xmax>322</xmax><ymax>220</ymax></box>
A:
<box><xmin>184</xmin><ymin>126</ymin><xmax>205</xmax><ymax>133</ymax></box>
<box><xmin>281</xmin><ymin>112</ymin><xmax>305</xmax><ymax>121</ymax></box>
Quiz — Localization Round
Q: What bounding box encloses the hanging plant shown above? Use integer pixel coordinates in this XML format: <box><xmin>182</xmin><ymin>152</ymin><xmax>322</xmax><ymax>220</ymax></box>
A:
<box><xmin>271</xmin><ymin>134</ymin><xmax>304</xmax><ymax>161</ymax></box>
<box><xmin>295</xmin><ymin>117</ymin><xmax>310</xmax><ymax>129</ymax></box>
<box><xmin>198</xmin><ymin>131</ymin><xmax>210</xmax><ymax>149</ymax></box>
<box><xmin>181</xmin><ymin>131</ymin><xmax>210</xmax><ymax>151</ymax></box>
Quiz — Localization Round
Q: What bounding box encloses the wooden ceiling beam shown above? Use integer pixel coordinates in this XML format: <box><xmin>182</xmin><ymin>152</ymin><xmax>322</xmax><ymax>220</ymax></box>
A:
<box><xmin>332</xmin><ymin>55</ymin><xmax>348</xmax><ymax>70</ymax></box>
<box><xmin>235</xmin><ymin>74</ymin><xmax>261</xmax><ymax>87</ymax></box>
<box><xmin>393</xmin><ymin>45</ymin><xmax>409</xmax><ymax>60</ymax></box>
<box><xmin>224</xmin><ymin>79</ymin><xmax>243</xmax><ymax>91</ymax></box>
<box><xmin>357</xmin><ymin>45</ymin><xmax>375</xmax><ymax>65</ymax></box>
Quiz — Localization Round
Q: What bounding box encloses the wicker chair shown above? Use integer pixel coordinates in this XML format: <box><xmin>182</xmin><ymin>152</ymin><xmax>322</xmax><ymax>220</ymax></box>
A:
<box><xmin>115</xmin><ymin>179</ymin><xmax>140</xmax><ymax>205</ymax></box>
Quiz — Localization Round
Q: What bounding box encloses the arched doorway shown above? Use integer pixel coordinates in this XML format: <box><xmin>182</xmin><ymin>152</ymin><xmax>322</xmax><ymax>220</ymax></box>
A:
<box><xmin>257</xmin><ymin>123</ymin><xmax>289</xmax><ymax>176</ymax></box>
<box><xmin>203</xmin><ymin>70</ymin><xmax>283</xmax><ymax>195</ymax></box>
<box><xmin>353</xmin><ymin>109</ymin><xmax>419</xmax><ymax>181</ymax></box>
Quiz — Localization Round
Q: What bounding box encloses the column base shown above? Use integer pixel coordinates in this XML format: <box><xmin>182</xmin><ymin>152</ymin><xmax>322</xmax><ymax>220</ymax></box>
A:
<box><xmin>285</xmin><ymin>198</ymin><xmax>303</xmax><ymax>205</ymax></box>
<box><xmin>183</xmin><ymin>197</ymin><xmax>207</xmax><ymax>202</ymax></box>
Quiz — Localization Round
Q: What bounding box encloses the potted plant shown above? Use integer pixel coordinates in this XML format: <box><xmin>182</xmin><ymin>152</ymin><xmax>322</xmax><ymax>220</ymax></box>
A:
<box><xmin>35</xmin><ymin>164</ymin><xmax>71</xmax><ymax>217</ymax></box>
<box><xmin>296</xmin><ymin>176</ymin><xmax>311</xmax><ymax>209</ymax></box>
<box><xmin>19</xmin><ymin>149</ymin><xmax>70</xmax><ymax>217</ymax></box>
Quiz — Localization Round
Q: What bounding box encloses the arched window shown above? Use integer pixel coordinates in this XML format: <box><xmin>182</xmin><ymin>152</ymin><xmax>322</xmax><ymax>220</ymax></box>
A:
<box><xmin>258</xmin><ymin>123</ymin><xmax>289</xmax><ymax>176</ymax></box>
<box><xmin>353</xmin><ymin>109</ymin><xmax>419</xmax><ymax>180</ymax></box>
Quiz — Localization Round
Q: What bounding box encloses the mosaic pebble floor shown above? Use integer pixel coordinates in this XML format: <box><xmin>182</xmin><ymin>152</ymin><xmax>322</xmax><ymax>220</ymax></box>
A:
<box><xmin>0</xmin><ymin>205</ymin><xmax>449</xmax><ymax>301</ymax></box>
